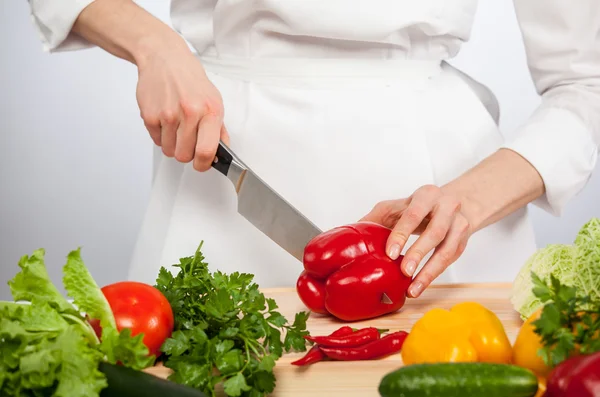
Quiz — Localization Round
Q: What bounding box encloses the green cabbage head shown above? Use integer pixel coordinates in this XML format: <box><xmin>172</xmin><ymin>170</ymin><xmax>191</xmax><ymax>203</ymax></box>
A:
<box><xmin>511</xmin><ymin>217</ymin><xmax>600</xmax><ymax>319</ymax></box>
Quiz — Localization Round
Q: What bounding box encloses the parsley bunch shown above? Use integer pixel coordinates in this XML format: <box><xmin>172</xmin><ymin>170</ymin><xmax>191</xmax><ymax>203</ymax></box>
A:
<box><xmin>154</xmin><ymin>242</ymin><xmax>310</xmax><ymax>397</ymax></box>
<box><xmin>531</xmin><ymin>271</ymin><xmax>600</xmax><ymax>368</ymax></box>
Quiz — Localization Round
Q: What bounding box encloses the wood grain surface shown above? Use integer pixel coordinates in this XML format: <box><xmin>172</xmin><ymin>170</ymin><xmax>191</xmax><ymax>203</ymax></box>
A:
<box><xmin>145</xmin><ymin>283</ymin><xmax>523</xmax><ymax>397</ymax></box>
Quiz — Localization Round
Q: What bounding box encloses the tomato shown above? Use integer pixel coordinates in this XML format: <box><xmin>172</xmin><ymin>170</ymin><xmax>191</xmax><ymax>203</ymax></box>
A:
<box><xmin>89</xmin><ymin>281</ymin><xmax>174</xmax><ymax>357</ymax></box>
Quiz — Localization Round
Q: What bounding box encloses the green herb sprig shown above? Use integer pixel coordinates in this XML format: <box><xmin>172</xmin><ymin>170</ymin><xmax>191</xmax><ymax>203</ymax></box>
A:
<box><xmin>155</xmin><ymin>242</ymin><xmax>310</xmax><ymax>397</ymax></box>
<box><xmin>531</xmin><ymin>271</ymin><xmax>600</xmax><ymax>368</ymax></box>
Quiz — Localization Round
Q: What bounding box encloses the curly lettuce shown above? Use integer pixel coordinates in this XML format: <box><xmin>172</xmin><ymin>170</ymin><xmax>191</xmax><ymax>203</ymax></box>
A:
<box><xmin>511</xmin><ymin>218</ymin><xmax>600</xmax><ymax>319</ymax></box>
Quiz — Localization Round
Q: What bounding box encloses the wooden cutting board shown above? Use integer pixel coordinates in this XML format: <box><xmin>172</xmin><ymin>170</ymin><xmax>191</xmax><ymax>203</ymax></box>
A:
<box><xmin>145</xmin><ymin>283</ymin><xmax>524</xmax><ymax>397</ymax></box>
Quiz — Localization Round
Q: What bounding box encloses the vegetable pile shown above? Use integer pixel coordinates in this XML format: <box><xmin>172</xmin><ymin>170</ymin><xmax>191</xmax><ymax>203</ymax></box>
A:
<box><xmin>296</xmin><ymin>222</ymin><xmax>412</xmax><ymax>321</ymax></box>
<box><xmin>0</xmin><ymin>242</ymin><xmax>311</xmax><ymax>397</ymax></box>
<box><xmin>0</xmin><ymin>248</ymin><xmax>154</xmax><ymax>396</ymax></box>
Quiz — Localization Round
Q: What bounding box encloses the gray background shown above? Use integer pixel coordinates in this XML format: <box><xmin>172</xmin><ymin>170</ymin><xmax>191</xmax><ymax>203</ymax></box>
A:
<box><xmin>1</xmin><ymin>1</ymin><xmax>598</xmax><ymax>299</ymax></box>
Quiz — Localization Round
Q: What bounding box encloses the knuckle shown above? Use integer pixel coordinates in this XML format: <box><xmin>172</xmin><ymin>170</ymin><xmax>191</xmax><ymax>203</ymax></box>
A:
<box><xmin>175</xmin><ymin>151</ymin><xmax>194</xmax><ymax>163</ymax></box>
<box><xmin>195</xmin><ymin>147</ymin><xmax>216</xmax><ymax>162</ymax></box>
<box><xmin>162</xmin><ymin>146</ymin><xmax>174</xmax><ymax>158</ymax></box>
<box><xmin>193</xmin><ymin>159</ymin><xmax>210</xmax><ymax>172</ymax></box>
<box><xmin>437</xmin><ymin>249</ymin><xmax>454</xmax><ymax>265</ymax></box>
<box><xmin>204</xmin><ymin>99</ymin><xmax>224</xmax><ymax>118</ymax></box>
<box><xmin>420</xmin><ymin>184</ymin><xmax>441</xmax><ymax>197</ymax></box>
<box><xmin>160</xmin><ymin>109</ymin><xmax>178</xmax><ymax>125</ymax></box>
<box><xmin>390</xmin><ymin>229</ymin><xmax>408</xmax><ymax>244</ymax></box>
<box><xmin>428</xmin><ymin>226</ymin><xmax>447</xmax><ymax>242</ymax></box>
<box><xmin>405</xmin><ymin>207</ymin><xmax>423</xmax><ymax>223</ymax></box>
<box><xmin>179</xmin><ymin>99</ymin><xmax>202</xmax><ymax>119</ymax></box>
<box><xmin>407</xmin><ymin>248</ymin><xmax>425</xmax><ymax>261</ymax></box>
<box><xmin>417</xmin><ymin>272</ymin><xmax>434</xmax><ymax>287</ymax></box>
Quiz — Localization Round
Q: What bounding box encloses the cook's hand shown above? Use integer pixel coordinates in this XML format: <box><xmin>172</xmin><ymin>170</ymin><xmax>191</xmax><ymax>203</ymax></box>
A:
<box><xmin>136</xmin><ymin>47</ymin><xmax>229</xmax><ymax>171</ymax></box>
<box><xmin>359</xmin><ymin>185</ymin><xmax>473</xmax><ymax>298</ymax></box>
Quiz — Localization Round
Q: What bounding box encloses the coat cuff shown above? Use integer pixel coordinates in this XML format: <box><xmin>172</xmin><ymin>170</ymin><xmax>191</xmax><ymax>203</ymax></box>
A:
<box><xmin>502</xmin><ymin>107</ymin><xmax>598</xmax><ymax>216</ymax></box>
<box><xmin>29</xmin><ymin>0</ymin><xmax>96</xmax><ymax>52</ymax></box>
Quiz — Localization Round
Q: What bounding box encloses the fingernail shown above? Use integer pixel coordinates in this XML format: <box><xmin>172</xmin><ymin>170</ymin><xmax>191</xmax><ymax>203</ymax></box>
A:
<box><xmin>409</xmin><ymin>281</ymin><xmax>424</xmax><ymax>298</ymax></box>
<box><xmin>404</xmin><ymin>260</ymin><xmax>417</xmax><ymax>277</ymax></box>
<box><xmin>388</xmin><ymin>244</ymin><xmax>401</xmax><ymax>260</ymax></box>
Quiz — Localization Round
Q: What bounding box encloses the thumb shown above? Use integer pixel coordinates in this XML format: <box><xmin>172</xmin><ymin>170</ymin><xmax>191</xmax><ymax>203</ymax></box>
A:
<box><xmin>358</xmin><ymin>199</ymin><xmax>409</xmax><ymax>229</ymax></box>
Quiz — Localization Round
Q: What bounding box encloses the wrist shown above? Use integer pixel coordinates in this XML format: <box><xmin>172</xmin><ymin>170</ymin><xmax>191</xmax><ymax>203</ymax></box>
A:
<box><xmin>133</xmin><ymin>30</ymin><xmax>191</xmax><ymax>68</ymax></box>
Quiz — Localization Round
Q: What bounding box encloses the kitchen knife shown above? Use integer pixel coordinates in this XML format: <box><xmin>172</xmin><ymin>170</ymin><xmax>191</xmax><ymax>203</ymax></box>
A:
<box><xmin>212</xmin><ymin>141</ymin><xmax>322</xmax><ymax>262</ymax></box>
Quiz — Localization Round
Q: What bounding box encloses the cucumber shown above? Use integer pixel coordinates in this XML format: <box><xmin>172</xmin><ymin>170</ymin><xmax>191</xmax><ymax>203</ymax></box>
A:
<box><xmin>378</xmin><ymin>362</ymin><xmax>539</xmax><ymax>397</ymax></box>
<box><xmin>99</xmin><ymin>362</ymin><xmax>208</xmax><ymax>397</ymax></box>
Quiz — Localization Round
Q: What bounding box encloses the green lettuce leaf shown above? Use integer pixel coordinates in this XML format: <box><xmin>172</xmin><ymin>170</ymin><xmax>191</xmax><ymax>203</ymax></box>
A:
<box><xmin>99</xmin><ymin>327</ymin><xmax>155</xmax><ymax>370</ymax></box>
<box><xmin>63</xmin><ymin>248</ymin><xmax>116</xmax><ymax>329</ymax></box>
<box><xmin>7</xmin><ymin>249</ymin><xmax>73</xmax><ymax>314</ymax></box>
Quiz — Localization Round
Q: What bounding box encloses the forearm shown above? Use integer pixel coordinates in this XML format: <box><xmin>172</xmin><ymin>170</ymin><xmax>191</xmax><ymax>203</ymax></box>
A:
<box><xmin>442</xmin><ymin>148</ymin><xmax>545</xmax><ymax>232</ymax></box>
<box><xmin>72</xmin><ymin>0</ymin><xmax>190</xmax><ymax>66</ymax></box>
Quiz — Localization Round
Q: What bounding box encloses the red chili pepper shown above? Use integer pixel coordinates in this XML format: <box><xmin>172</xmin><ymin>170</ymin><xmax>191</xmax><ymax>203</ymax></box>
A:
<box><xmin>296</xmin><ymin>222</ymin><xmax>412</xmax><ymax>322</ymax></box>
<box><xmin>291</xmin><ymin>326</ymin><xmax>354</xmax><ymax>366</ymax></box>
<box><xmin>305</xmin><ymin>327</ymin><xmax>381</xmax><ymax>347</ymax></box>
<box><xmin>320</xmin><ymin>331</ymin><xmax>408</xmax><ymax>361</ymax></box>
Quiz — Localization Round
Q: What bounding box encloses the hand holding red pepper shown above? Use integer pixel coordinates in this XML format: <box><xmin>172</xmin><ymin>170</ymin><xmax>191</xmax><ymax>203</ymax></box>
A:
<box><xmin>359</xmin><ymin>186</ymin><xmax>472</xmax><ymax>298</ymax></box>
<box><xmin>296</xmin><ymin>222</ymin><xmax>412</xmax><ymax>321</ymax></box>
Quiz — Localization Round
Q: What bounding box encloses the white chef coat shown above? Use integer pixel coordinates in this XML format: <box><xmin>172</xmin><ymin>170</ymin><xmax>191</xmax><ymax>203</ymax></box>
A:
<box><xmin>27</xmin><ymin>0</ymin><xmax>600</xmax><ymax>288</ymax></box>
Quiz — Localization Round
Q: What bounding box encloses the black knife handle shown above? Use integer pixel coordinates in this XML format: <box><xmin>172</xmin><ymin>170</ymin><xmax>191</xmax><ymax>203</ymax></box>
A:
<box><xmin>212</xmin><ymin>141</ymin><xmax>233</xmax><ymax>176</ymax></box>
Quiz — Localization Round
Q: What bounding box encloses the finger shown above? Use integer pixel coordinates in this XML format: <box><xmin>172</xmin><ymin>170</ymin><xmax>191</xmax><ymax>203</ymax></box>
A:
<box><xmin>408</xmin><ymin>216</ymin><xmax>470</xmax><ymax>298</ymax></box>
<box><xmin>160</xmin><ymin>111</ymin><xmax>179</xmax><ymax>157</ymax></box>
<box><xmin>400</xmin><ymin>197</ymin><xmax>460</xmax><ymax>277</ymax></box>
<box><xmin>144</xmin><ymin>121</ymin><xmax>161</xmax><ymax>146</ymax></box>
<box><xmin>358</xmin><ymin>199</ymin><xmax>409</xmax><ymax>228</ymax></box>
<box><xmin>143</xmin><ymin>118</ymin><xmax>162</xmax><ymax>146</ymax></box>
<box><xmin>386</xmin><ymin>196</ymin><xmax>435</xmax><ymax>261</ymax></box>
<box><xmin>193</xmin><ymin>112</ymin><xmax>223</xmax><ymax>172</ymax></box>
<box><xmin>174</xmin><ymin>114</ymin><xmax>200</xmax><ymax>163</ymax></box>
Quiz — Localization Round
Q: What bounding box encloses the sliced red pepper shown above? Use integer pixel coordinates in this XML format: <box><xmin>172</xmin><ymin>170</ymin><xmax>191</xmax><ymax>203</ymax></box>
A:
<box><xmin>320</xmin><ymin>331</ymin><xmax>408</xmax><ymax>361</ymax></box>
<box><xmin>297</xmin><ymin>222</ymin><xmax>412</xmax><ymax>322</ymax></box>
<box><xmin>304</xmin><ymin>327</ymin><xmax>381</xmax><ymax>347</ymax></box>
<box><xmin>291</xmin><ymin>326</ymin><xmax>354</xmax><ymax>366</ymax></box>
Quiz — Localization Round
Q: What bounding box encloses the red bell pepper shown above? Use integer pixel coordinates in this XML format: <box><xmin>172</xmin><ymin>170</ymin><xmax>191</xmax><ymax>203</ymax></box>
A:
<box><xmin>296</xmin><ymin>222</ymin><xmax>412</xmax><ymax>321</ymax></box>
<box><xmin>545</xmin><ymin>351</ymin><xmax>600</xmax><ymax>397</ymax></box>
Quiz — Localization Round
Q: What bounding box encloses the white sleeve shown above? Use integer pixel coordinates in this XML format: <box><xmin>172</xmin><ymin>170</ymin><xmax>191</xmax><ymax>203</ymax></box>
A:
<box><xmin>27</xmin><ymin>0</ymin><xmax>96</xmax><ymax>52</ymax></box>
<box><xmin>502</xmin><ymin>0</ymin><xmax>600</xmax><ymax>216</ymax></box>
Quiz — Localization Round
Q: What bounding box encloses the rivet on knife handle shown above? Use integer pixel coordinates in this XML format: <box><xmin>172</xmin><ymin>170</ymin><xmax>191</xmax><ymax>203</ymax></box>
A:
<box><xmin>212</xmin><ymin>141</ymin><xmax>234</xmax><ymax>176</ymax></box>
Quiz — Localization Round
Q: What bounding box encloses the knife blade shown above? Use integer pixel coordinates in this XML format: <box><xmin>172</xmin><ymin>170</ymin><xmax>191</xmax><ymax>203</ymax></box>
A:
<box><xmin>212</xmin><ymin>141</ymin><xmax>322</xmax><ymax>262</ymax></box>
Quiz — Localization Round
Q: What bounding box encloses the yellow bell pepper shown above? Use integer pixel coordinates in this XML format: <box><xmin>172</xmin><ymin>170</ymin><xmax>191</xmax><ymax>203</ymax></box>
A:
<box><xmin>401</xmin><ymin>302</ymin><xmax>512</xmax><ymax>365</ymax></box>
<box><xmin>535</xmin><ymin>376</ymin><xmax>547</xmax><ymax>397</ymax></box>
<box><xmin>512</xmin><ymin>307</ymin><xmax>551</xmax><ymax>377</ymax></box>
